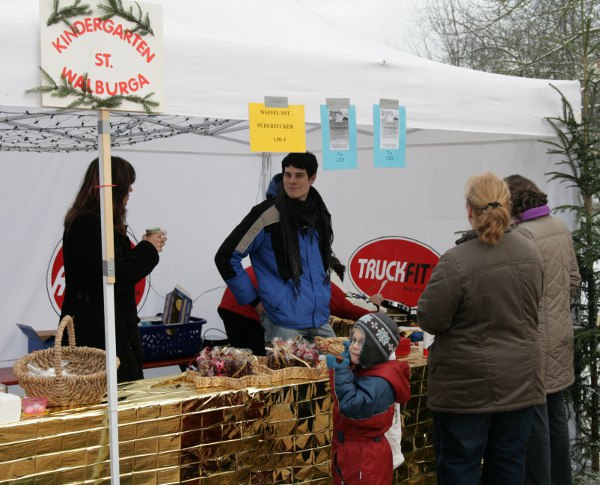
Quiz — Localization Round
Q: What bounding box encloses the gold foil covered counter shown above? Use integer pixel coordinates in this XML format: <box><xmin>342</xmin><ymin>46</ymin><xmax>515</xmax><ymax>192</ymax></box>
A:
<box><xmin>0</xmin><ymin>355</ymin><xmax>434</xmax><ymax>484</ymax></box>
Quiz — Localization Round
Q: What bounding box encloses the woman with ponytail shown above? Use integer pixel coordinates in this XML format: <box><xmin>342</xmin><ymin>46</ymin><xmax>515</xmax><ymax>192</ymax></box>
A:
<box><xmin>418</xmin><ymin>172</ymin><xmax>545</xmax><ymax>484</ymax></box>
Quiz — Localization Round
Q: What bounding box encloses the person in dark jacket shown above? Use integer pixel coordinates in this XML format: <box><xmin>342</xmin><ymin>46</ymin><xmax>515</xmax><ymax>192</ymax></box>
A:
<box><xmin>216</xmin><ymin>175</ymin><xmax>282</xmax><ymax>356</ymax></box>
<box><xmin>506</xmin><ymin>174</ymin><xmax>580</xmax><ymax>485</ymax></box>
<box><xmin>326</xmin><ymin>313</ymin><xmax>410</xmax><ymax>484</ymax></box>
<box><xmin>418</xmin><ymin>172</ymin><xmax>544</xmax><ymax>484</ymax></box>
<box><xmin>217</xmin><ymin>266</ymin><xmax>266</xmax><ymax>355</ymax></box>
<box><xmin>61</xmin><ymin>157</ymin><xmax>166</xmax><ymax>383</ymax></box>
<box><xmin>215</xmin><ymin>152</ymin><xmax>336</xmax><ymax>344</ymax></box>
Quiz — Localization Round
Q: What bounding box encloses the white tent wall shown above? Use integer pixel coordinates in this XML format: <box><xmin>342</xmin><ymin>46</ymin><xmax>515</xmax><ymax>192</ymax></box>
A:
<box><xmin>0</xmin><ymin>137</ymin><xmax>263</xmax><ymax>367</ymax></box>
<box><xmin>0</xmin><ymin>130</ymin><xmax>577</xmax><ymax>367</ymax></box>
<box><xmin>4</xmin><ymin>0</ymin><xmax>580</xmax><ymax>137</ymax></box>
<box><xmin>0</xmin><ymin>0</ymin><xmax>582</xmax><ymax>369</ymax></box>
<box><xmin>312</xmin><ymin>137</ymin><xmax>579</xmax><ymax>269</ymax></box>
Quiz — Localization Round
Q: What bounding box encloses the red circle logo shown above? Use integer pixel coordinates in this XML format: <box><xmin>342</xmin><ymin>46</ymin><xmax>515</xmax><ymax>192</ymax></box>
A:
<box><xmin>348</xmin><ymin>236</ymin><xmax>440</xmax><ymax>307</ymax></box>
<box><xmin>47</xmin><ymin>239</ymin><xmax>149</xmax><ymax>315</ymax></box>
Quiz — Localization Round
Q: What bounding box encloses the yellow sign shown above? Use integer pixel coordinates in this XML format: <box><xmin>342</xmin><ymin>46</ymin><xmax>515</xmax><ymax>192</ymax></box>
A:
<box><xmin>248</xmin><ymin>103</ymin><xmax>306</xmax><ymax>152</ymax></box>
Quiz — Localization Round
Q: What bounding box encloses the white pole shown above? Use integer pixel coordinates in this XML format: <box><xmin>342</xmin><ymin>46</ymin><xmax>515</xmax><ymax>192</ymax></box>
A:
<box><xmin>98</xmin><ymin>108</ymin><xmax>120</xmax><ymax>483</ymax></box>
<box><xmin>260</xmin><ymin>152</ymin><xmax>272</xmax><ymax>201</ymax></box>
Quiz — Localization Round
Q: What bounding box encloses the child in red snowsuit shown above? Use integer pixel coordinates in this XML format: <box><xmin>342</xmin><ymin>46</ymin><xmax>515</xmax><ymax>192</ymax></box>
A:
<box><xmin>326</xmin><ymin>313</ymin><xmax>411</xmax><ymax>484</ymax></box>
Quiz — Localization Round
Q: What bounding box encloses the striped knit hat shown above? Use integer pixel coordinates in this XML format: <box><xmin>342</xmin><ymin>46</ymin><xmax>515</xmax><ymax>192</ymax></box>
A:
<box><xmin>354</xmin><ymin>313</ymin><xmax>399</xmax><ymax>368</ymax></box>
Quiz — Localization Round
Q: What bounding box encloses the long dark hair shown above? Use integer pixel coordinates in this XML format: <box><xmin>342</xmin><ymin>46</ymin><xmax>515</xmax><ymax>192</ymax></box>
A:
<box><xmin>64</xmin><ymin>156</ymin><xmax>136</xmax><ymax>235</ymax></box>
<box><xmin>504</xmin><ymin>174</ymin><xmax>548</xmax><ymax>219</ymax></box>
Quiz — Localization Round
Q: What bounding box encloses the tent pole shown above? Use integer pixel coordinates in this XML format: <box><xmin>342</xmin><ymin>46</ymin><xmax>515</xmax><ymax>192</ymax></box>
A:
<box><xmin>98</xmin><ymin>108</ymin><xmax>121</xmax><ymax>483</ymax></box>
<box><xmin>260</xmin><ymin>152</ymin><xmax>271</xmax><ymax>201</ymax></box>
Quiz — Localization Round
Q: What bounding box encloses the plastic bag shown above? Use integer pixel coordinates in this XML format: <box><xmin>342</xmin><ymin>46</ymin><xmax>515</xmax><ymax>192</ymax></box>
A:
<box><xmin>384</xmin><ymin>350</ymin><xmax>404</xmax><ymax>468</ymax></box>
<box><xmin>384</xmin><ymin>402</ymin><xmax>404</xmax><ymax>468</ymax></box>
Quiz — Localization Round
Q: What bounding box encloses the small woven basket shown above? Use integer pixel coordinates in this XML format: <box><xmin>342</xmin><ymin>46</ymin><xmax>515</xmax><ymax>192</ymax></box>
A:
<box><xmin>187</xmin><ymin>363</ymin><xmax>274</xmax><ymax>390</ymax></box>
<box><xmin>313</xmin><ymin>336</ymin><xmax>348</xmax><ymax>357</ymax></box>
<box><xmin>329</xmin><ymin>316</ymin><xmax>355</xmax><ymax>337</ymax></box>
<box><xmin>13</xmin><ymin>315</ymin><xmax>117</xmax><ymax>407</ymax></box>
<box><xmin>257</xmin><ymin>356</ymin><xmax>327</xmax><ymax>382</ymax></box>
<box><xmin>268</xmin><ymin>365</ymin><xmax>325</xmax><ymax>383</ymax></box>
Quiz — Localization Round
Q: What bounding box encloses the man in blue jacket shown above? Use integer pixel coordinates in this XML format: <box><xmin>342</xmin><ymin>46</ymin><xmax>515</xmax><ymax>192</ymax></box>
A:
<box><xmin>215</xmin><ymin>152</ymin><xmax>336</xmax><ymax>344</ymax></box>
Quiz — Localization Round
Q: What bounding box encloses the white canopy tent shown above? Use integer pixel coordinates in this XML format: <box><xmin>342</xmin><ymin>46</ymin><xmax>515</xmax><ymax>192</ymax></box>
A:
<box><xmin>0</xmin><ymin>0</ymin><xmax>581</xmax><ymax>368</ymax></box>
<box><xmin>2</xmin><ymin>0</ymin><xmax>580</xmax><ymax>135</ymax></box>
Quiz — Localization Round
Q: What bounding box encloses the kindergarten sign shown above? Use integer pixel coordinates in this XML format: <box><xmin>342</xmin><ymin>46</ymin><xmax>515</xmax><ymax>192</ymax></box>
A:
<box><xmin>38</xmin><ymin>0</ymin><xmax>164</xmax><ymax>112</ymax></box>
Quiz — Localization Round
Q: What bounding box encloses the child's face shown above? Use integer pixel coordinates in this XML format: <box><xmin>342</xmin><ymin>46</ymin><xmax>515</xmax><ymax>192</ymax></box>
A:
<box><xmin>349</xmin><ymin>328</ymin><xmax>366</xmax><ymax>365</ymax></box>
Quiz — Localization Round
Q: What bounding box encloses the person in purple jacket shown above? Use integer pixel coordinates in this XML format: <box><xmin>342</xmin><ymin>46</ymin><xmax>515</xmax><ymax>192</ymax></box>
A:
<box><xmin>506</xmin><ymin>174</ymin><xmax>580</xmax><ymax>485</ymax></box>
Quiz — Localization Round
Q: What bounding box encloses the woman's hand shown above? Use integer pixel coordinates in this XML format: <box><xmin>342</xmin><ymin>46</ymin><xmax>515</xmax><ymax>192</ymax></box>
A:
<box><xmin>369</xmin><ymin>293</ymin><xmax>384</xmax><ymax>306</ymax></box>
<box><xmin>143</xmin><ymin>230</ymin><xmax>167</xmax><ymax>252</ymax></box>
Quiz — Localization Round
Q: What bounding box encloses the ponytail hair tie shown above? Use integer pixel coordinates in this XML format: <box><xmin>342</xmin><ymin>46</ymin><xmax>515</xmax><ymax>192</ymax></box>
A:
<box><xmin>485</xmin><ymin>201</ymin><xmax>501</xmax><ymax>209</ymax></box>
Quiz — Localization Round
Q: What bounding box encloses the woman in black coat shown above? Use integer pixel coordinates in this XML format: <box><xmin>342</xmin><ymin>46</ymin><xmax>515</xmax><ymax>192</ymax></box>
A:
<box><xmin>60</xmin><ymin>157</ymin><xmax>166</xmax><ymax>382</ymax></box>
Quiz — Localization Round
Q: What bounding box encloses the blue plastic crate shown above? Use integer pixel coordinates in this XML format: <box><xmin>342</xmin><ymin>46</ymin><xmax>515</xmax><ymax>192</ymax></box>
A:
<box><xmin>140</xmin><ymin>317</ymin><xmax>206</xmax><ymax>362</ymax></box>
<box><xmin>17</xmin><ymin>324</ymin><xmax>56</xmax><ymax>353</ymax></box>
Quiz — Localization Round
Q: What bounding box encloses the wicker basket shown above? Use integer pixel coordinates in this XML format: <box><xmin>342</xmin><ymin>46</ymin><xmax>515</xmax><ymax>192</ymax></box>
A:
<box><xmin>257</xmin><ymin>356</ymin><xmax>327</xmax><ymax>382</ymax></box>
<box><xmin>194</xmin><ymin>373</ymin><xmax>273</xmax><ymax>390</ymax></box>
<box><xmin>268</xmin><ymin>365</ymin><xmax>326</xmax><ymax>383</ymax></box>
<box><xmin>187</xmin><ymin>363</ymin><xmax>274</xmax><ymax>390</ymax></box>
<box><xmin>13</xmin><ymin>316</ymin><xmax>118</xmax><ymax>407</ymax></box>
<box><xmin>329</xmin><ymin>316</ymin><xmax>355</xmax><ymax>337</ymax></box>
<box><xmin>313</xmin><ymin>336</ymin><xmax>348</xmax><ymax>357</ymax></box>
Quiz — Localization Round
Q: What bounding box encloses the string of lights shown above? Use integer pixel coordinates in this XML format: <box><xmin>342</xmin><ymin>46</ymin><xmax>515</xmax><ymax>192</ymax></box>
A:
<box><xmin>0</xmin><ymin>108</ymin><xmax>238</xmax><ymax>152</ymax></box>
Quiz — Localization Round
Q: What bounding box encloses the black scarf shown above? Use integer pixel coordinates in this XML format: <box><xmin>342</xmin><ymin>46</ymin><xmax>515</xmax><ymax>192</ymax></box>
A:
<box><xmin>276</xmin><ymin>186</ymin><xmax>333</xmax><ymax>289</ymax></box>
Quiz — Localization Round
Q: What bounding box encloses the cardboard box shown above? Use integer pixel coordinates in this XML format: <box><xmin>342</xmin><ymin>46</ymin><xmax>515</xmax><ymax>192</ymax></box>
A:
<box><xmin>17</xmin><ymin>324</ymin><xmax>56</xmax><ymax>353</ymax></box>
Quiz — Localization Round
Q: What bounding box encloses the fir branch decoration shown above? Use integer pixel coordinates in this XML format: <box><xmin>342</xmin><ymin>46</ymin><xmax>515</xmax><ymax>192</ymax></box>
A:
<box><xmin>47</xmin><ymin>0</ymin><xmax>92</xmax><ymax>28</ymax></box>
<box><xmin>97</xmin><ymin>0</ymin><xmax>154</xmax><ymax>36</ymax></box>
<box><xmin>26</xmin><ymin>67</ymin><xmax>159</xmax><ymax>114</ymax></box>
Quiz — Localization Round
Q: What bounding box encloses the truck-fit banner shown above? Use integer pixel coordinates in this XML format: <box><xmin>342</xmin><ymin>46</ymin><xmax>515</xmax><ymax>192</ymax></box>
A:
<box><xmin>348</xmin><ymin>237</ymin><xmax>440</xmax><ymax>307</ymax></box>
<box><xmin>46</xmin><ymin>237</ymin><xmax>150</xmax><ymax>316</ymax></box>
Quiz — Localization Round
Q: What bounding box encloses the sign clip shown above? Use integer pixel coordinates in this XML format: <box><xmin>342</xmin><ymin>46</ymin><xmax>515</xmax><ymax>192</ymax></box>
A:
<box><xmin>264</xmin><ymin>96</ymin><xmax>288</xmax><ymax>108</ymax></box>
<box><xmin>103</xmin><ymin>259</ymin><xmax>115</xmax><ymax>278</ymax></box>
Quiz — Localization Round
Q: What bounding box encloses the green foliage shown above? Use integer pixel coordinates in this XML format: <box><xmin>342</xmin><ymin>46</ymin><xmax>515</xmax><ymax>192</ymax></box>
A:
<box><xmin>543</xmin><ymin>87</ymin><xmax>600</xmax><ymax>475</ymax></box>
<box><xmin>46</xmin><ymin>0</ymin><xmax>153</xmax><ymax>36</ymax></box>
<box><xmin>47</xmin><ymin>0</ymin><xmax>92</xmax><ymax>28</ymax></box>
<box><xmin>26</xmin><ymin>67</ymin><xmax>159</xmax><ymax>114</ymax></box>
<box><xmin>97</xmin><ymin>0</ymin><xmax>154</xmax><ymax>36</ymax></box>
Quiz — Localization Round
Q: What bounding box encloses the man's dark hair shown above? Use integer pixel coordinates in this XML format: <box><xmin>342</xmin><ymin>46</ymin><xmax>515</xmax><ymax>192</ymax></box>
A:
<box><xmin>281</xmin><ymin>152</ymin><xmax>318</xmax><ymax>178</ymax></box>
